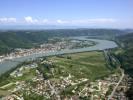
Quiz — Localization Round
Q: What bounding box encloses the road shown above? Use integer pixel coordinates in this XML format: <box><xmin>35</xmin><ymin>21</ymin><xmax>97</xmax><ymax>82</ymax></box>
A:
<box><xmin>103</xmin><ymin>50</ymin><xmax>125</xmax><ymax>100</ymax></box>
<box><xmin>108</xmin><ymin>68</ymin><xmax>124</xmax><ymax>100</ymax></box>
<box><xmin>106</xmin><ymin>50</ymin><xmax>125</xmax><ymax>100</ymax></box>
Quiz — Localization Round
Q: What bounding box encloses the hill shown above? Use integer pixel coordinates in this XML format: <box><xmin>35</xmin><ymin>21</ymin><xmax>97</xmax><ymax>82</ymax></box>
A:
<box><xmin>0</xmin><ymin>29</ymin><xmax>124</xmax><ymax>54</ymax></box>
<box><xmin>116</xmin><ymin>32</ymin><xmax>133</xmax><ymax>76</ymax></box>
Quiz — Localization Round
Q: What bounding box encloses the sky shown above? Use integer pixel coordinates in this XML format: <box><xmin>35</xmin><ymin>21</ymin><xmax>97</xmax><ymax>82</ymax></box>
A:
<box><xmin>0</xmin><ymin>0</ymin><xmax>133</xmax><ymax>29</ymax></box>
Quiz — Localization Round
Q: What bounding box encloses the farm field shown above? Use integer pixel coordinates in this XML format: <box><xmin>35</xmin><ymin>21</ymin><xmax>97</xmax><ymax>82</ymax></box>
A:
<box><xmin>48</xmin><ymin>51</ymin><xmax>112</xmax><ymax>81</ymax></box>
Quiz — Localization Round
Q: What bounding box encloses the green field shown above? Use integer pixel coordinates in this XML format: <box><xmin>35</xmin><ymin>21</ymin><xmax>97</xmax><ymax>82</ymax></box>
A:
<box><xmin>0</xmin><ymin>68</ymin><xmax>36</xmax><ymax>96</ymax></box>
<box><xmin>0</xmin><ymin>51</ymin><xmax>113</xmax><ymax>97</ymax></box>
<box><xmin>48</xmin><ymin>51</ymin><xmax>111</xmax><ymax>81</ymax></box>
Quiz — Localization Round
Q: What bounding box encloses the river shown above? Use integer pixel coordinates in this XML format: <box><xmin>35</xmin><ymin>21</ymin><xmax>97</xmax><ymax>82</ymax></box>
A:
<box><xmin>0</xmin><ymin>36</ymin><xmax>118</xmax><ymax>75</ymax></box>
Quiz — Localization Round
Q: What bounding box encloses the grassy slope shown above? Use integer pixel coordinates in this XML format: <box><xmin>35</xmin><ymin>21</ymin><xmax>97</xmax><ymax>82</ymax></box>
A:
<box><xmin>116</xmin><ymin>33</ymin><xmax>133</xmax><ymax>76</ymax></box>
<box><xmin>0</xmin><ymin>51</ymin><xmax>113</xmax><ymax>96</ymax></box>
<box><xmin>115</xmin><ymin>33</ymin><xmax>133</xmax><ymax>99</ymax></box>
<box><xmin>49</xmin><ymin>51</ymin><xmax>111</xmax><ymax>81</ymax></box>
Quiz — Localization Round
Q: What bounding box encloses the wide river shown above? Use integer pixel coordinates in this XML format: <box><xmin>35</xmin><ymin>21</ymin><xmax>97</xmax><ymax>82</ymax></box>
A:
<box><xmin>0</xmin><ymin>36</ymin><xmax>118</xmax><ymax>75</ymax></box>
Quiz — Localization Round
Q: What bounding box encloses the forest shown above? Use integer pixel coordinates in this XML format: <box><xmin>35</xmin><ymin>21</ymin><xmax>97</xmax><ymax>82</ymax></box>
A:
<box><xmin>0</xmin><ymin>29</ymin><xmax>124</xmax><ymax>54</ymax></box>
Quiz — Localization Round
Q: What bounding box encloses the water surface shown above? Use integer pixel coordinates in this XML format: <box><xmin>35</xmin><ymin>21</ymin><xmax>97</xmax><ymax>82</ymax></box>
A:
<box><xmin>0</xmin><ymin>36</ymin><xmax>118</xmax><ymax>75</ymax></box>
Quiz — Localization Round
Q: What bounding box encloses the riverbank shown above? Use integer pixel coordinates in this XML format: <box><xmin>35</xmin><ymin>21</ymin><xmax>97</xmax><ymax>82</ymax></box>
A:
<box><xmin>0</xmin><ymin>37</ymin><xmax>118</xmax><ymax>75</ymax></box>
<box><xmin>0</xmin><ymin>51</ymin><xmax>120</xmax><ymax>99</ymax></box>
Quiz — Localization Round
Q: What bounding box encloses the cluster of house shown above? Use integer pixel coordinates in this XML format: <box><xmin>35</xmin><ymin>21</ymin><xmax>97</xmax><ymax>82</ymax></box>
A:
<box><xmin>0</xmin><ymin>39</ymin><xmax>90</xmax><ymax>64</ymax></box>
<box><xmin>5</xmin><ymin>69</ymin><xmax>121</xmax><ymax>100</ymax></box>
<box><xmin>111</xmin><ymin>75</ymin><xmax>132</xmax><ymax>99</ymax></box>
<box><xmin>10</xmin><ymin>63</ymin><xmax>37</xmax><ymax>77</ymax></box>
<box><xmin>1</xmin><ymin>58</ymin><xmax>123</xmax><ymax>100</ymax></box>
<box><xmin>0</xmin><ymin>41</ymin><xmax>69</xmax><ymax>63</ymax></box>
<box><xmin>3</xmin><ymin>73</ymin><xmax>128</xmax><ymax>100</ymax></box>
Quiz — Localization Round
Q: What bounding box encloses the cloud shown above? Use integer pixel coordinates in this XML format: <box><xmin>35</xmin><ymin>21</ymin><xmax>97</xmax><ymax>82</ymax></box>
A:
<box><xmin>0</xmin><ymin>17</ymin><xmax>16</xmax><ymax>23</ymax></box>
<box><xmin>55</xmin><ymin>18</ymin><xmax>116</xmax><ymax>25</ymax></box>
<box><xmin>24</xmin><ymin>16</ymin><xmax>38</xmax><ymax>23</ymax></box>
<box><xmin>56</xmin><ymin>19</ymin><xmax>69</xmax><ymax>24</ymax></box>
<box><xmin>85</xmin><ymin>18</ymin><xmax>116</xmax><ymax>24</ymax></box>
<box><xmin>42</xmin><ymin>19</ymin><xmax>48</xmax><ymax>23</ymax></box>
<box><xmin>0</xmin><ymin>17</ymin><xmax>117</xmax><ymax>27</ymax></box>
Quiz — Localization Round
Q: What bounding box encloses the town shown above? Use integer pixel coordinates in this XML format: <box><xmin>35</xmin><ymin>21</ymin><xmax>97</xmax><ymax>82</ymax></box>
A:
<box><xmin>0</xmin><ymin>38</ymin><xmax>95</xmax><ymax>63</ymax></box>
<box><xmin>0</xmin><ymin>51</ymin><xmax>129</xmax><ymax>99</ymax></box>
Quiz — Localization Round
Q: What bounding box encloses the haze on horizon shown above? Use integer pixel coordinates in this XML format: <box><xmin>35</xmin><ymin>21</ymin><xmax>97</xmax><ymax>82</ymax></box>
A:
<box><xmin>0</xmin><ymin>0</ymin><xmax>133</xmax><ymax>29</ymax></box>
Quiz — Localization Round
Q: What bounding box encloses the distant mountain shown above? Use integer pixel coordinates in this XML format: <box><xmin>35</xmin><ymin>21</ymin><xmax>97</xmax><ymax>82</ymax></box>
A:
<box><xmin>123</xmin><ymin>29</ymin><xmax>133</xmax><ymax>33</ymax></box>
<box><xmin>0</xmin><ymin>29</ymin><xmax>125</xmax><ymax>54</ymax></box>
<box><xmin>0</xmin><ymin>25</ymin><xmax>87</xmax><ymax>30</ymax></box>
